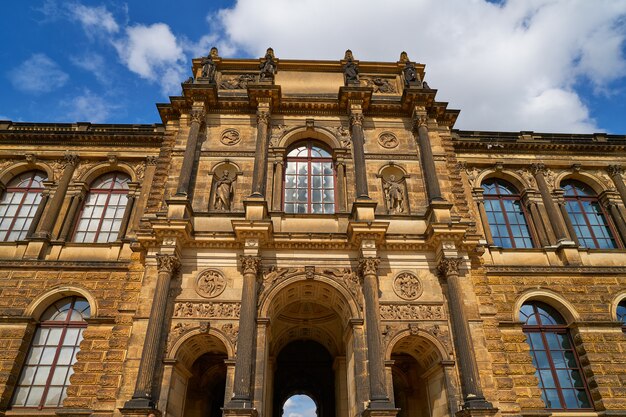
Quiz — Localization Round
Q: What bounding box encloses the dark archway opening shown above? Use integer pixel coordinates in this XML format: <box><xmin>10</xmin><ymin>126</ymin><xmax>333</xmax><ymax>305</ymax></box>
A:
<box><xmin>283</xmin><ymin>394</ymin><xmax>318</xmax><ymax>417</ymax></box>
<box><xmin>273</xmin><ymin>340</ymin><xmax>335</xmax><ymax>417</ymax></box>
<box><xmin>183</xmin><ymin>352</ymin><xmax>227</xmax><ymax>417</ymax></box>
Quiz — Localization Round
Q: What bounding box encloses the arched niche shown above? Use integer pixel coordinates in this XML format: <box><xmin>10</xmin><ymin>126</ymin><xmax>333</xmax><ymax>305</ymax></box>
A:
<box><xmin>208</xmin><ymin>161</ymin><xmax>241</xmax><ymax>212</ymax></box>
<box><xmin>378</xmin><ymin>164</ymin><xmax>410</xmax><ymax>214</ymax></box>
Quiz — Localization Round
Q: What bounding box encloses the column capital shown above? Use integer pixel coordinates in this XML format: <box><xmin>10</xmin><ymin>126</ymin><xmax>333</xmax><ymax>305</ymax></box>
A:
<box><xmin>240</xmin><ymin>255</ymin><xmax>261</xmax><ymax>275</ymax></box>
<box><xmin>608</xmin><ymin>164</ymin><xmax>623</xmax><ymax>177</ymax></box>
<box><xmin>156</xmin><ymin>254</ymin><xmax>180</xmax><ymax>274</ymax></box>
<box><xmin>437</xmin><ymin>257</ymin><xmax>462</xmax><ymax>278</ymax></box>
<box><xmin>349</xmin><ymin>111</ymin><xmax>364</xmax><ymax>127</ymax></box>
<box><xmin>529</xmin><ymin>163</ymin><xmax>547</xmax><ymax>176</ymax></box>
<box><xmin>256</xmin><ymin>108</ymin><xmax>271</xmax><ymax>125</ymax></box>
<box><xmin>189</xmin><ymin>108</ymin><xmax>205</xmax><ymax>125</ymax></box>
<box><xmin>358</xmin><ymin>257</ymin><xmax>380</xmax><ymax>276</ymax></box>
<box><xmin>146</xmin><ymin>156</ymin><xmax>159</xmax><ymax>166</ymax></box>
<box><xmin>62</xmin><ymin>153</ymin><xmax>80</xmax><ymax>168</ymax></box>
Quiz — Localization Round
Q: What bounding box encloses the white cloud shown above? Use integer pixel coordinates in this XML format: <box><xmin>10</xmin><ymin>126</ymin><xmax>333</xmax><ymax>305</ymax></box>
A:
<box><xmin>8</xmin><ymin>53</ymin><xmax>69</xmax><ymax>94</ymax></box>
<box><xmin>282</xmin><ymin>395</ymin><xmax>316</xmax><ymax>417</ymax></box>
<box><xmin>70</xmin><ymin>52</ymin><xmax>111</xmax><ymax>85</ymax></box>
<box><xmin>61</xmin><ymin>90</ymin><xmax>118</xmax><ymax>123</ymax></box>
<box><xmin>206</xmin><ymin>0</ymin><xmax>626</xmax><ymax>133</ymax></box>
<box><xmin>114</xmin><ymin>23</ymin><xmax>186</xmax><ymax>94</ymax></box>
<box><xmin>66</xmin><ymin>3</ymin><xmax>119</xmax><ymax>36</ymax></box>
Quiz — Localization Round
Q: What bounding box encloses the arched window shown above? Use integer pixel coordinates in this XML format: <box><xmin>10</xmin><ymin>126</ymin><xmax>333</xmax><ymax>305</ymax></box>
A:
<box><xmin>284</xmin><ymin>142</ymin><xmax>335</xmax><ymax>214</ymax></box>
<box><xmin>520</xmin><ymin>301</ymin><xmax>592</xmax><ymax>410</ymax></box>
<box><xmin>617</xmin><ymin>299</ymin><xmax>626</xmax><ymax>332</ymax></box>
<box><xmin>0</xmin><ymin>171</ymin><xmax>46</xmax><ymax>241</ymax></box>
<box><xmin>562</xmin><ymin>180</ymin><xmax>617</xmax><ymax>249</ymax></box>
<box><xmin>74</xmin><ymin>172</ymin><xmax>130</xmax><ymax>243</ymax></box>
<box><xmin>11</xmin><ymin>296</ymin><xmax>90</xmax><ymax>409</ymax></box>
<box><xmin>481</xmin><ymin>179</ymin><xmax>534</xmax><ymax>248</ymax></box>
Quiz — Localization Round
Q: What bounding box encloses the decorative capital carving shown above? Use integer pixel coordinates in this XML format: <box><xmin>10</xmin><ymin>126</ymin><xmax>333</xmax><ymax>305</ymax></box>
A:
<box><xmin>437</xmin><ymin>258</ymin><xmax>462</xmax><ymax>278</ymax></box>
<box><xmin>146</xmin><ymin>156</ymin><xmax>159</xmax><ymax>166</ymax></box>
<box><xmin>608</xmin><ymin>165</ymin><xmax>623</xmax><ymax>177</ymax></box>
<box><xmin>349</xmin><ymin>112</ymin><xmax>364</xmax><ymax>127</ymax></box>
<box><xmin>240</xmin><ymin>255</ymin><xmax>261</xmax><ymax>276</ymax></box>
<box><xmin>25</xmin><ymin>153</ymin><xmax>37</xmax><ymax>163</ymax></box>
<box><xmin>358</xmin><ymin>257</ymin><xmax>380</xmax><ymax>277</ymax></box>
<box><xmin>412</xmin><ymin>114</ymin><xmax>428</xmax><ymax>130</ymax></box>
<box><xmin>257</xmin><ymin>109</ymin><xmax>271</xmax><ymax>125</ymax></box>
<box><xmin>156</xmin><ymin>254</ymin><xmax>180</xmax><ymax>274</ymax></box>
<box><xmin>62</xmin><ymin>153</ymin><xmax>80</xmax><ymax>168</ymax></box>
<box><xmin>529</xmin><ymin>163</ymin><xmax>546</xmax><ymax>176</ymax></box>
<box><xmin>189</xmin><ymin>109</ymin><xmax>205</xmax><ymax>125</ymax></box>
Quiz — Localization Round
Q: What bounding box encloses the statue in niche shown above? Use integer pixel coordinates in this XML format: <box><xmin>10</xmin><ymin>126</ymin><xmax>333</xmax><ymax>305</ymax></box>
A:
<box><xmin>213</xmin><ymin>170</ymin><xmax>235</xmax><ymax>211</ymax></box>
<box><xmin>259</xmin><ymin>48</ymin><xmax>276</xmax><ymax>82</ymax></box>
<box><xmin>343</xmin><ymin>50</ymin><xmax>359</xmax><ymax>85</ymax></box>
<box><xmin>200</xmin><ymin>48</ymin><xmax>218</xmax><ymax>82</ymax></box>
<box><xmin>383</xmin><ymin>174</ymin><xmax>406</xmax><ymax>214</ymax></box>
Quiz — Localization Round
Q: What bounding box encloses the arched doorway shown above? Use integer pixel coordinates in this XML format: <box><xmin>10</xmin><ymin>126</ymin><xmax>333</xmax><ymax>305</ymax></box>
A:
<box><xmin>390</xmin><ymin>334</ymin><xmax>450</xmax><ymax>417</ymax></box>
<box><xmin>162</xmin><ymin>331</ymin><xmax>232</xmax><ymax>417</ymax></box>
<box><xmin>259</xmin><ymin>275</ymin><xmax>362</xmax><ymax>417</ymax></box>
<box><xmin>274</xmin><ymin>341</ymin><xmax>331</xmax><ymax>417</ymax></box>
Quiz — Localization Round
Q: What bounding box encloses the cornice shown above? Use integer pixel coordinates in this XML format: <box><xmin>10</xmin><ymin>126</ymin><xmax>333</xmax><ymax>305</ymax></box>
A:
<box><xmin>0</xmin><ymin>260</ymin><xmax>132</xmax><ymax>270</ymax></box>
<box><xmin>485</xmin><ymin>265</ymin><xmax>626</xmax><ymax>275</ymax></box>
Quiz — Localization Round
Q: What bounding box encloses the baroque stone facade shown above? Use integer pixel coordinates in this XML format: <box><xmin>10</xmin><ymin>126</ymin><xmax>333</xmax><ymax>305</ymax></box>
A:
<box><xmin>0</xmin><ymin>49</ymin><xmax>625</xmax><ymax>417</ymax></box>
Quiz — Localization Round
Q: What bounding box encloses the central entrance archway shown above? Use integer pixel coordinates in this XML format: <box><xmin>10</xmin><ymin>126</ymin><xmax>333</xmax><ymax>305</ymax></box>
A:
<box><xmin>259</xmin><ymin>274</ymin><xmax>363</xmax><ymax>417</ymax></box>
<box><xmin>273</xmin><ymin>340</ymin><xmax>332</xmax><ymax>417</ymax></box>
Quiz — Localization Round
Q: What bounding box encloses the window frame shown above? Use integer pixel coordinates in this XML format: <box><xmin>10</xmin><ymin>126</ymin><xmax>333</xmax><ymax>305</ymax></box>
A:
<box><xmin>11</xmin><ymin>296</ymin><xmax>89</xmax><ymax>409</ymax></box>
<box><xmin>616</xmin><ymin>299</ymin><xmax>626</xmax><ymax>333</ymax></box>
<box><xmin>282</xmin><ymin>140</ymin><xmax>337</xmax><ymax>214</ymax></box>
<box><xmin>520</xmin><ymin>301</ymin><xmax>593</xmax><ymax>411</ymax></box>
<box><xmin>481</xmin><ymin>178</ymin><xmax>536</xmax><ymax>249</ymax></box>
<box><xmin>0</xmin><ymin>170</ymin><xmax>46</xmax><ymax>242</ymax></box>
<box><xmin>562</xmin><ymin>179</ymin><xmax>619</xmax><ymax>249</ymax></box>
<box><xmin>72</xmin><ymin>171</ymin><xmax>131</xmax><ymax>243</ymax></box>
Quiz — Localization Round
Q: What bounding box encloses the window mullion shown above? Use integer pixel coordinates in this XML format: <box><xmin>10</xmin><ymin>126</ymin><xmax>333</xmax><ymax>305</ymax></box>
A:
<box><xmin>540</xmin><ymin>329</ymin><xmax>566</xmax><ymax>409</ymax></box>
<box><xmin>500</xmin><ymin>197</ymin><xmax>517</xmax><ymax>248</ymax></box>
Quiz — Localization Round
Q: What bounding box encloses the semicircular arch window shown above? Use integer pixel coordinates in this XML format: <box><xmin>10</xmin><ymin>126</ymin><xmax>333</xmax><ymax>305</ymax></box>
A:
<box><xmin>0</xmin><ymin>170</ymin><xmax>47</xmax><ymax>241</ymax></box>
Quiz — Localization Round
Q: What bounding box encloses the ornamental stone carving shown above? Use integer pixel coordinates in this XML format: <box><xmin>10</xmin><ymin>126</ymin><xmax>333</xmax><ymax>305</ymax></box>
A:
<box><xmin>156</xmin><ymin>254</ymin><xmax>180</xmax><ymax>274</ymax></box>
<box><xmin>437</xmin><ymin>258</ymin><xmax>461</xmax><ymax>278</ymax></box>
<box><xmin>220</xmin><ymin>129</ymin><xmax>240</xmax><ymax>146</ymax></box>
<box><xmin>383</xmin><ymin>175</ymin><xmax>406</xmax><ymax>214</ymax></box>
<box><xmin>219</xmin><ymin>74</ymin><xmax>256</xmax><ymax>89</ymax></box>
<box><xmin>173</xmin><ymin>301</ymin><xmax>240</xmax><ymax>318</ymax></box>
<box><xmin>361</xmin><ymin>76</ymin><xmax>396</xmax><ymax>93</ymax></box>
<box><xmin>393</xmin><ymin>272</ymin><xmax>423</xmax><ymax>301</ymax></box>
<box><xmin>195</xmin><ymin>269</ymin><xmax>227</xmax><ymax>298</ymax></box>
<box><xmin>240</xmin><ymin>255</ymin><xmax>261</xmax><ymax>276</ymax></box>
<box><xmin>380</xmin><ymin>304</ymin><xmax>445</xmax><ymax>320</ymax></box>
<box><xmin>349</xmin><ymin>112</ymin><xmax>364</xmax><ymax>127</ymax></box>
<box><xmin>358</xmin><ymin>257</ymin><xmax>380</xmax><ymax>276</ymax></box>
<box><xmin>189</xmin><ymin>109</ymin><xmax>205</xmax><ymax>125</ymax></box>
<box><xmin>146</xmin><ymin>156</ymin><xmax>159</xmax><ymax>165</ymax></box>
<box><xmin>378</xmin><ymin>132</ymin><xmax>398</xmax><ymax>149</ymax></box>
<box><xmin>212</xmin><ymin>169</ymin><xmax>235</xmax><ymax>211</ymax></box>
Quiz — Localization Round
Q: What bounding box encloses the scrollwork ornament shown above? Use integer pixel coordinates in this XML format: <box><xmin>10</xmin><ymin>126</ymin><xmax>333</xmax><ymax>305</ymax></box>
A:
<box><xmin>134</xmin><ymin>162</ymin><xmax>146</xmax><ymax>180</ymax></box>
<box><xmin>437</xmin><ymin>258</ymin><xmax>462</xmax><ymax>278</ymax></box>
<box><xmin>393</xmin><ymin>272</ymin><xmax>423</xmax><ymax>300</ymax></box>
<box><xmin>195</xmin><ymin>269</ymin><xmax>227</xmax><ymax>298</ymax></box>
<box><xmin>358</xmin><ymin>257</ymin><xmax>380</xmax><ymax>276</ymax></box>
<box><xmin>146</xmin><ymin>156</ymin><xmax>159</xmax><ymax>165</ymax></box>
<box><xmin>240</xmin><ymin>255</ymin><xmax>261</xmax><ymax>276</ymax></box>
<box><xmin>517</xmin><ymin>168</ymin><xmax>537</xmax><ymax>188</ymax></box>
<box><xmin>156</xmin><ymin>254</ymin><xmax>181</xmax><ymax>274</ymax></box>
<box><xmin>220</xmin><ymin>129</ymin><xmax>240</xmax><ymax>146</ymax></box>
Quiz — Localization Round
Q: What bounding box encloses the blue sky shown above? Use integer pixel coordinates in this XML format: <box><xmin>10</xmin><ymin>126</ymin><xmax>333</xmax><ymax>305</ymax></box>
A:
<box><xmin>1</xmin><ymin>0</ymin><xmax>626</xmax><ymax>133</ymax></box>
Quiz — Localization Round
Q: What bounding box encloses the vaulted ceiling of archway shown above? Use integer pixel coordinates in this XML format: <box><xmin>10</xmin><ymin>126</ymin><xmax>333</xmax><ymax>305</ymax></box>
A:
<box><xmin>176</xmin><ymin>333</ymin><xmax>228</xmax><ymax>370</ymax></box>
<box><xmin>267</xmin><ymin>280</ymin><xmax>351</xmax><ymax>322</ymax></box>
<box><xmin>391</xmin><ymin>335</ymin><xmax>441</xmax><ymax>370</ymax></box>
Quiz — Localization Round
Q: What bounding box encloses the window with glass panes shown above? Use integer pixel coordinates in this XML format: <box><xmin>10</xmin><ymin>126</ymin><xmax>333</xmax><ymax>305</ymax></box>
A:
<box><xmin>11</xmin><ymin>297</ymin><xmax>90</xmax><ymax>409</ymax></box>
<box><xmin>0</xmin><ymin>171</ymin><xmax>46</xmax><ymax>241</ymax></box>
<box><xmin>562</xmin><ymin>180</ymin><xmax>617</xmax><ymax>249</ymax></box>
<box><xmin>481</xmin><ymin>179</ymin><xmax>534</xmax><ymax>248</ymax></box>
<box><xmin>73</xmin><ymin>172</ymin><xmax>130</xmax><ymax>243</ymax></box>
<box><xmin>520</xmin><ymin>301</ymin><xmax>592</xmax><ymax>410</ymax></box>
<box><xmin>617</xmin><ymin>300</ymin><xmax>626</xmax><ymax>332</ymax></box>
<box><xmin>284</xmin><ymin>142</ymin><xmax>335</xmax><ymax>214</ymax></box>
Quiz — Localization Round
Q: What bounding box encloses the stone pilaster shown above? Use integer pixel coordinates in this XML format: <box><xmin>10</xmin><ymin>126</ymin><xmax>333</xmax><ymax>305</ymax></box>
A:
<box><xmin>529</xmin><ymin>163</ymin><xmax>571</xmax><ymax>243</ymax></box>
<box><xmin>608</xmin><ymin>165</ymin><xmax>626</xmax><ymax>207</ymax></box>
<box><xmin>359</xmin><ymin>257</ymin><xmax>392</xmax><ymax>407</ymax></box>
<box><xmin>412</xmin><ymin>107</ymin><xmax>443</xmax><ymax>202</ymax></box>
<box><xmin>227</xmin><ymin>255</ymin><xmax>261</xmax><ymax>408</ymax></box>
<box><xmin>349</xmin><ymin>103</ymin><xmax>369</xmax><ymax>199</ymax></box>
<box><xmin>58</xmin><ymin>187</ymin><xmax>87</xmax><ymax>242</ymax></box>
<box><xmin>122</xmin><ymin>254</ymin><xmax>180</xmax><ymax>411</ymax></box>
<box><xmin>472</xmin><ymin>188</ymin><xmax>493</xmax><ymax>245</ymax></box>
<box><xmin>175</xmin><ymin>106</ymin><xmax>205</xmax><ymax>197</ymax></box>
<box><xmin>34</xmin><ymin>153</ymin><xmax>79</xmax><ymax>239</ymax></box>
<box><xmin>251</xmin><ymin>102</ymin><xmax>271</xmax><ymax>197</ymax></box>
<box><xmin>437</xmin><ymin>258</ymin><xmax>495</xmax><ymax>412</ymax></box>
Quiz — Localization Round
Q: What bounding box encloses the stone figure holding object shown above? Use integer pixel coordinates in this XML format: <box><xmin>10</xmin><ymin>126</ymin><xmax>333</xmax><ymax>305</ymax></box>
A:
<box><xmin>214</xmin><ymin>170</ymin><xmax>234</xmax><ymax>211</ymax></box>
<box><xmin>343</xmin><ymin>50</ymin><xmax>359</xmax><ymax>85</ymax></box>
<box><xmin>259</xmin><ymin>48</ymin><xmax>276</xmax><ymax>81</ymax></box>
<box><xmin>384</xmin><ymin>175</ymin><xmax>405</xmax><ymax>213</ymax></box>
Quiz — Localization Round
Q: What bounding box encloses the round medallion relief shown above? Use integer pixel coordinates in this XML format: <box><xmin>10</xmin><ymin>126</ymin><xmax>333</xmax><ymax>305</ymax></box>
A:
<box><xmin>392</xmin><ymin>272</ymin><xmax>423</xmax><ymax>301</ymax></box>
<box><xmin>195</xmin><ymin>269</ymin><xmax>227</xmax><ymax>298</ymax></box>
<box><xmin>220</xmin><ymin>129</ymin><xmax>240</xmax><ymax>146</ymax></box>
<box><xmin>378</xmin><ymin>132</ymin><xmax>398</xmax><ymax>149</ymax></box>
